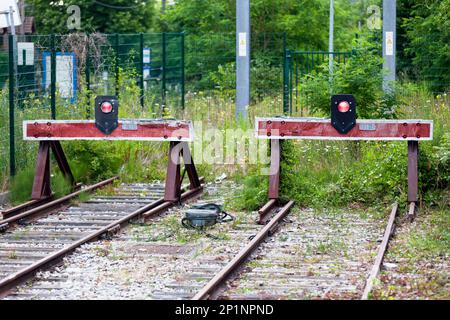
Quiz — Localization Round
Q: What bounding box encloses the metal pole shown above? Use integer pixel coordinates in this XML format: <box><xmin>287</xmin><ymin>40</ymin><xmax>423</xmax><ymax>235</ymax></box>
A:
<box><xmin>161</xmin><ymin>32</ymin><xmax>167</xmax><ymax>110</ymax></box>
<box><xmin>50</xmin><ymin>34</ymin><xmax>56</xmax><ymax>119</ymax></box>
<box><xmin>382</xmin><ymin>0</ymin><xmax>396</xmax><ymax>92</ymax></box>
<box><xmin>85</xmin><ymin>35</ymin><xmax>91</xmax><ymax>118</ymax></box>
<box><xmin>236</xmin><ymin>0</ymin><xmax>250</xmax><ymax>121</ymax></box>
<box><xmin>8</xmin><ymin>7</ymin><xmax>18</xmax><ymax>80</ymax></box>
<box><xmin>8</xmin><ymin>34</ymin><xmax>15</xmax><ymax>177</ymax></box>
<box><xmin>139</xmin><ymin>33</ymin><xmax>144</xmax><ymax>109</ymax></box>
<box><xmin>328</xmin><ymin>0</ymin><xmax>334</xmax><ymax>75</ymax></box>
<box><xmin>282</xmin><ymin>33</ymin><xmax>289</xmax><ymax>115</ymax></box>
<box><xmin>114</xmin><ymin>33</ymin><xmax>119</xmax><ymax>97</ymax></box>
<box><xmin>181</xmin><ymin>32</ymin><xmax>185</xmax><ymax>110</ymax></box>
<box><xmin>8</xmin><ymin>6</ymin><xmax>16</xmax><ymax>37</ymax></box>
<box><xmin>407</xmin><ymin>141</ymin><xmax>418</xmax><ymax>204</ymax></box>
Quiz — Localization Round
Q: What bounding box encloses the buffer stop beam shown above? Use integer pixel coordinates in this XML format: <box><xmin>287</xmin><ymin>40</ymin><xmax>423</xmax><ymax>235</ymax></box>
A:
<box><xmin>255</xmin><ymin>117</ymin><xmax>433</xmax><ymax>218</ymax></box>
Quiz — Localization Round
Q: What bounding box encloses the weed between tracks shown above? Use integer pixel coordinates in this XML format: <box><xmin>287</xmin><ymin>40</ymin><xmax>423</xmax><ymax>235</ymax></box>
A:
<box><xmin>370</xmin><ymin>195</ymin><xmax>449</xmax><ymax>300</ymax></box>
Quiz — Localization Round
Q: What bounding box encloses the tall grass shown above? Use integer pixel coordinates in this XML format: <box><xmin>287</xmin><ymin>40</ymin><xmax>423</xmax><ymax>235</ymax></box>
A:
<box><xmin>1</xmin><ymin>70</ymin><xmax>448</xmax><ymax>209</ymax></box>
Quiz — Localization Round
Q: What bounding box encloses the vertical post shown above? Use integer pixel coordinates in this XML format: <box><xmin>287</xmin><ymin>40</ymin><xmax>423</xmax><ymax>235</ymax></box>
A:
<box><xmin>382</xmin><ymin>0</ymin><xmax>396</xmax><ymax>92</ymax></box>
<box><xmin>114</xmin><ymin>33</ymin><xmax>119</xmax><ymax>97</ymax></box>
<box><xmin>236</xmin><ymin>0</ymin><xmax>250</xmax><ymax>121</ymax></box>
<box><xmin>407</xmin><ymin>141</ymin><xmax>418</xmax><ymax>204</ymax></box>
<box><xmin>161</xmin><ymin>32</ymin><xmax>167</xmax><ymax>110</ymax></box>
<box><xmin>164</xmin><ymin>141</ymin><xmax>181</xmax><ymax>202</ymax></box>
<box><xmin>85</xmin><ymin>34</ymin><xmax>91</xmax><ymax>118</ymax></box>
<box><xmin>139</xmin><ymin>33</ymin><xmax>144</xmax><ymax>109</ymax></box>
<box><xmin>328</xmin><ymin>0</ymin><xmax>334</xmax><ymax>75</ymax></box>
<box><xmin>8</xmin><ymin>34</ymin><xmax>15</xmax><ymax>177</ymax></box>
<box><xmin>268</xmin><ymin>139</ymin><xmax>280</xmax><ymax>199</ymax></box>
<box><xmin>50</xmin><ymin>34</ymin><xmax>56</xmax><ymax>119</ymax></box>
<box><xmin>31</xmin><ymin>141</ymin><xmax>52</xmax><ymax>200</ymax></box>
<box><xmin>283</xmin><ymin>49</ymin><xmax>290</xmax><ymax>115</ymax></box>
<box><xmin>181</xmin><ymin>32</ymin><xmax>185</xmax><ymax>110</ymax></box>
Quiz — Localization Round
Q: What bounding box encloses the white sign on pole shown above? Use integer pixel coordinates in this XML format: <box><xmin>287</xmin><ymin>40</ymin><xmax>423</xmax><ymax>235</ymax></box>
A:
<box><xmin>143</xmin><ymin>66</ymin><xmax>150</xmax><ymax>80</ymax></box>
<box><xmin>17</xmin><ymin>42</ymin><xmax>34</xmax><ymax>66</ymax></box>
<box><xmin>143</xmin><ymin>48</ymin><xmax>151</xmax><ymax>64</ymax></box>
<box><xmin>385</xmin><ymin>31</ymin><xmax>394</xmax><ymax>56</ymax></box>
<box><xmin>44</xmin><ymin>53</ymin><xmax>77</xmax><ymax>101</ymax></box>
<box><xmin>238</xmin><ymin>32</ymin><xmax>247</xmax><ymax>57</ymax></box>
<box><xmin>0</xmin><ymin>0</ymin><xmax>22</xmax><ymax>28</ymax></box>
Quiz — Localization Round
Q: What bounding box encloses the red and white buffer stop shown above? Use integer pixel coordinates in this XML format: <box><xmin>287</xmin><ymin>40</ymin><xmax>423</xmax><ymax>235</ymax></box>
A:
<box><xmin>255</xmin><ymin>118</ymin><xmax>433</xmax><ymax>141</ymax></box>
<box><xmin>23</xmin><ymin>119</ymin><xmax>194</xmax><ymax>142</ymax></box>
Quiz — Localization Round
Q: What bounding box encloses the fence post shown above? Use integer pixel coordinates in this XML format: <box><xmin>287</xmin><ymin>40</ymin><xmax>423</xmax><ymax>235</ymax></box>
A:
<box><xmin>114</xmin><ymin>33</ymin><xmax>119</xmax><ymax>97</ymax></box>
<box><xmin>8</xmin><ymin>34</ymin><xmax>15</xmax><ymax>177</ymax></box>
<box><xmin>50</xmin><ymin>34</ymin><xmax>56</xmax><ymax>119</ymax></box>
<box><xmin>181</xmin><ymin>32</ymin><xmax>185</xmax><ymax>110</ymax></box>
<box><xmin>85</xmin><ymin>34</ymin><xmax>91</xmax><ymax>118</ymax></box>
<box><xmin>161</xmin><ymin>32</ymin><xmax>167</xmax><ymax>110</ymax></box>
<box><xmin>139</xmin><ymin>33</ymin><xmax>144</xmax><ymax>109</ymax></box>
<box><xmin>282</xmin><ymin>34</ymin><xmax>290</xmax><ymax>115</ymax></box>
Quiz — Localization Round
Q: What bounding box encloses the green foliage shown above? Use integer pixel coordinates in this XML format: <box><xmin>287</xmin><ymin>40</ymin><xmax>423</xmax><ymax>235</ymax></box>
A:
<box><xmin>51</xmin><ymin>172</ymin><xmax>73</xmax><ymax>198</ymax></box>
<box><xmin>301</xmin><ymin>39</ymin><xmax>394</xmax><ymax>118</ymax></box>
<box><xmin>9</xmin><ymin>167</ymin><xmax>34</xmax><ymax>205</ymax></box>
<box><xmin>64</xmin><ymin>141</ymin><xmax>122</xmax><ymax>183</ymax></box>
<box><xmin>0</xmin><ymin>51</ymin><xmax>8</xmax><ymax>89</ymax></box>
<box><xmin>161</xmin><ymin>0</ymin><xmax>360</xmax><ymax>52</ymax></box>
<box><xmin>276</xmin><ymin>84</ymin><xmax>450</xmax><ymax>208</ymax></box>
<box><xmin>399</xmin><ymin>0</ymin><xmax>450</xmax><ymax>92</ymax></box>
<box><xmin>230</xmin><ymin>174</ymin><xmax>268</xmax><ymax>211</ymax></box>
<box><xmin>208</xmin><ymin>57</ymin><xmax>282</xmax><ymax>101</ymax></box>
<box><xmin>28</xmin><ymin>0</ymin><xmax>157</xmax><ymax>34</ymax></box>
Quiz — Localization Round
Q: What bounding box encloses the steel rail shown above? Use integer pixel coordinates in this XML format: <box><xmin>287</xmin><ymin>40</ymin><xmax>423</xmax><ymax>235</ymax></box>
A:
<box><xmin>361</xmin><ymin>202</ymin><xmax>398</xmax><ymax>300</ymax></box>
<box><xmin>0</xmin><ymin>177</ymin><xmax>118</xmax><ymax>229</ymax></box>
<box><xmin>0</xmin><ymin>179</ymin><xmax>204</xmax><ymax>296</ymax></box>
<box><xmin>1</xmin><ymin>184</ymin><xmax>83</xmax><ymax>220</ymax></box>
<box><xmin>257</xmin><ymin>199</ymin><xmax>276</xmax><ymax>224</ymax></box>
<box><xmin>1</xmin><ymin>196</ymin><xmax>54</xmax><ymax>220</ymax></box>
<box><xmin>193</xmin><ymin>200</ymin><xmax>294</xmax><ymax>300</ymax></box>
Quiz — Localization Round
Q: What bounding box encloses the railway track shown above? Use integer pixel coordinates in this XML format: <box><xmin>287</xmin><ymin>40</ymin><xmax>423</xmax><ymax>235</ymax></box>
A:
<box><xmin>0</xmin><ymin>177</ymin><xmax>117</xmax><ymax>227</ymax></box>
<box><xmin>194</xmin><ymin>202</ymin><xmax>398</xmax><ymax>300</ymax></box>
<box><xmin>2</xmin><ymin>180</ymin><xmax>397</xmax><ymax>300</ymax></box>
<box><xmin>0</xmin><ymin>179</ymin><xmax>203</xmax><ymax>297</ymax></box>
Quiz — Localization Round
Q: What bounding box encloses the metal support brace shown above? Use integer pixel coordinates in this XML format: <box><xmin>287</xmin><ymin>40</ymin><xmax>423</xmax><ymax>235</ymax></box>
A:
<box><xmin>164</xmin><ymin>142</ymin><xmax>200</xmax><ymax>202</ymax></box>
<box><xmin>407</xmin><ymin>141</ymin><xmax>419</xmax><ymax>217</ymax></box>
<box><xmin>268</xmin><ymin>139</ymin><xmax>280</xmax><ymax>199</ymax></box>
<box><xmin>31</xmin><ymin>141</ymin><xmax>76</xmax><ymax>200</ymax></box>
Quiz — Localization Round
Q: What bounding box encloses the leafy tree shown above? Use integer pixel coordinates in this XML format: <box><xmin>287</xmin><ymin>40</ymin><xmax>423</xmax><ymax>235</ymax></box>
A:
<box><xmin>400</xmin><ymin>0</ymin><xmax>450</xmax><ymax>92</ymax></box>
<box><xmin>301</xmin><ymin>39</ymin><xmax>389</xmax><ymax>119</ymax></box>
<box><xmin>160</xmin><ymin>0</ymin><xmax>361</xmax><ymax>51</ymax></box>
<box><xmin>28</xmin><ymin>0</ymin><xmax>157</xmax><ymax>34</ymax></box>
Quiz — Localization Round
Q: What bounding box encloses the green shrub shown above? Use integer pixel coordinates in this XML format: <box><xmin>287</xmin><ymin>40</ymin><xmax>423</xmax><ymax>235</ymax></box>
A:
<box><xmin>207</xmin><ymin>57</ymin><xmax>282</xmax><ymax>102</ymax></box>
<box><xmin>301</xmin><ymin>39</ymin><xmax>402</xmax><ymax>119</ymax></box>
<box><xmin>9</xmin><ymin>167</ymin><xmax>35</xmax><ymax>205</ymax></box>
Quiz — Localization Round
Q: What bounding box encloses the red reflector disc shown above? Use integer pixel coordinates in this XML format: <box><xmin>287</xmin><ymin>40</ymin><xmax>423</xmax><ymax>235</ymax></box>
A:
<box><xmin>338</xmin><ymin>101</ymin><xmax>350</xmax><ymax>113</ymax></box>
<box><xmin>100</xmin><ymin>101</ymin><xmax>113</xmax><ymax>113</ymax></box>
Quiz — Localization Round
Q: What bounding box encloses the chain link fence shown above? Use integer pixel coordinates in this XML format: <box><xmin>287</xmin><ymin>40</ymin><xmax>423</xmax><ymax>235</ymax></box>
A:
<box><xmin>0</xmin><ymin>30</ymin><xmax>447</xmax><ymax>190</ymax></box>
<box><xmin>0</xmin><ymin>32</ymin><xmax>184</xmax><ymax>186</ymax></box>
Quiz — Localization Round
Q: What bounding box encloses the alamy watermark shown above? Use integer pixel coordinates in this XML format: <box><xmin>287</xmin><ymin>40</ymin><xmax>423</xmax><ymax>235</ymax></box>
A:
<box><xmin>168</xmin><ymin>121</ymin><xmax>276</xmax><ymax>176</ymax></box>
<box><xmin>367</xmin><ymin>5</ymin><xmax>381</xmax><ymax>30</ymax></box>
<box><xmin>67</xmin><ymin>5</ymin><xmax>81</xmax><ymax>30</ymax></box>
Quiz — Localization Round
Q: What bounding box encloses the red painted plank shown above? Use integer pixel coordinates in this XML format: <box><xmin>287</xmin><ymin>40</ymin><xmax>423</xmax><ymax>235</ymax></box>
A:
<box><xmin>24</xmin><ymin>120</ymin><xmax>194</xmax><ymax>141</ymax></box>
<box><xmin>256</xmin><ymin>118</ymin><xmax>433</xmax><ymax>141</ymax></box>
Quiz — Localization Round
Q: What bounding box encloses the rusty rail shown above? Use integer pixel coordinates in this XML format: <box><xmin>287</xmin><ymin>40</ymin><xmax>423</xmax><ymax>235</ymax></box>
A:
<box><xmin>0</xmin><ymin>177</ymin><xmax>118</xmax><ymax>229</ymax></box>
<box><xmin>361</xmin><ymin>202</ymin><xmax>398</xmax><ymax>300</ymax></box>
<box><xmin>193</xmin><ymin>200</ymin><xmax>294</xmax><ymax>300</ymax></box>
<box><xmin>0</xmin><ymin>179</ymin><xmax>204</xmax><ymax>297</ymax></box>
<box><xmin>257</xmin><ymin>199</ymin><xmax>277</xmax><ymax>224</ymax></box>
